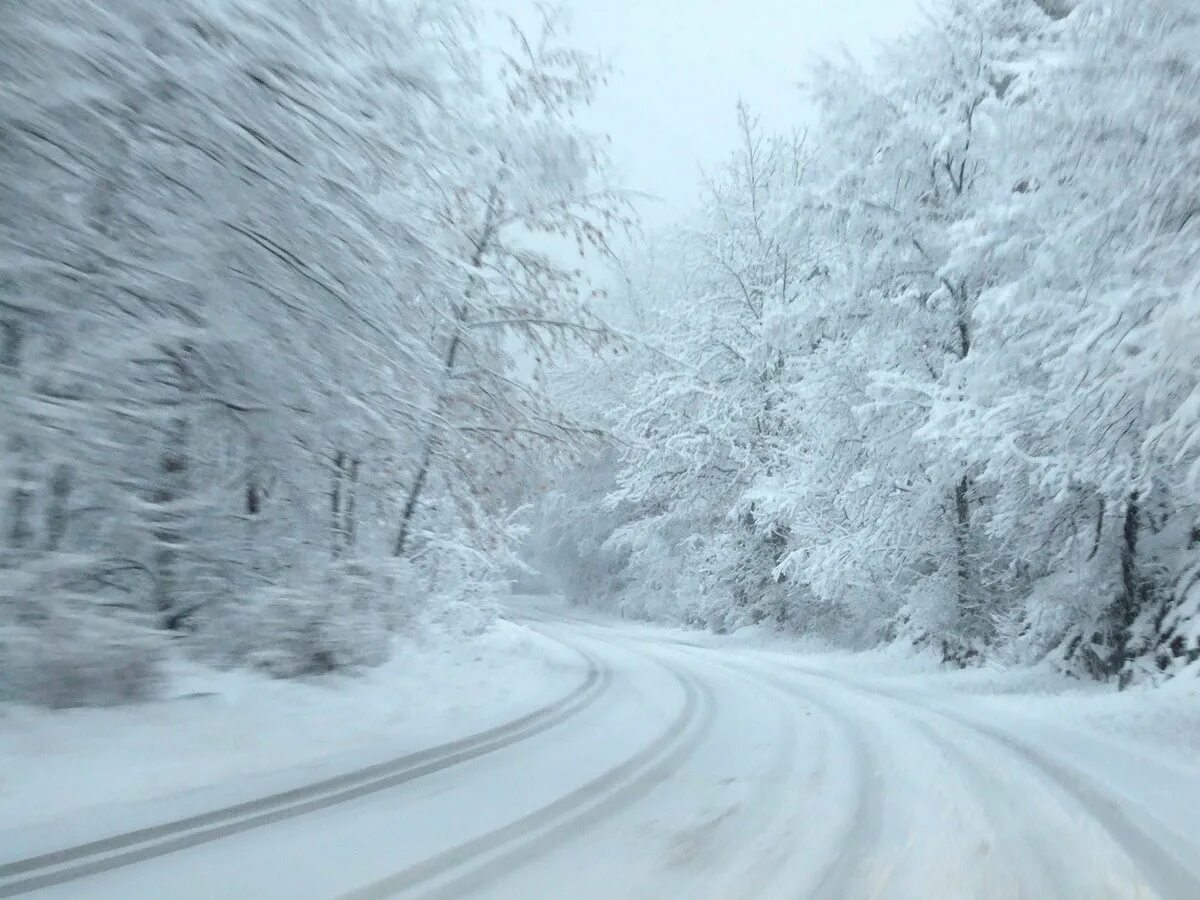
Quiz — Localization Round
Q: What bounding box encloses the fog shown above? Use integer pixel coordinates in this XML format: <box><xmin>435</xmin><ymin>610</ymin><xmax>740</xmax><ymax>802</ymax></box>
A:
<box><xmin>492</xmin><ymin>0</ymin><xmax>924</xmax><ymax>223</ymax></box>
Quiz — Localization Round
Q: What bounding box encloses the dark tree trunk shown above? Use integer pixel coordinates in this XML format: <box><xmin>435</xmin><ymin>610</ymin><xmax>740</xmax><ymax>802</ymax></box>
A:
<box><xmin>0</xmin><ymin>319</ymin><xmax>19</xmax><ymax>374</ymax></box>
<box><xmin>331</xmin><ymin>450</ymin><xmax>345</xmax><ymax>557</ymax></box>
<box><xmin>152</xmin><ymin>348</ymin><xmax>194</xmax><ymax>631</ymax></box>
<box><xmin>1117</xmin><ymin>490</ymin><xmax>1143</xmax><ymax>634</ymax></box>
<box><xmin>957</xmin><ymin>315</ymin><xmax>971</xmax><ymax>359</ymax></box>
<box><xmin>344</xmin><ymin>458</ymin><xmax>359</xmax><ymax>551</ymax></box>
<box><xmin>153</xmin><ymin>414</ymin><xmax>190</xmax><ymax>629</ymax></box>
<box><xmin>394</xmin><ymin>440</ymin><xmax>436</xmax><ymax>558</ymax></box>
<box><xmin>1092</xmin><ymin>490</ymin><xmax>1147</xmax><ymax>681</ymax></box>
<box><xmin>2</xmin><ymin>319</ymin><xmax>34</xmax><ymax>552</ymax></box>
<box><xmin>953</xmin><ymin>307</ymin><xmax>973</xmax><ymax>617</ymax></box>
<box><xmin>954</xmin><ymin>474</ymin><xmax>971</xmax><ymax>611</ymax></box>
<box><xmin>1076</xmin><ymin>491</ymin><xmax>1149</xmax><ymax>681</ymax></box>
<box><xmin>1087</xmin><ymin>496</ymin><xmax>1106</xmax><ymax>561</ymax></box>
<box><xmin>44</xmin><ymin>463</ymin><xmax>72</xmax><ymax>552</ymax></box>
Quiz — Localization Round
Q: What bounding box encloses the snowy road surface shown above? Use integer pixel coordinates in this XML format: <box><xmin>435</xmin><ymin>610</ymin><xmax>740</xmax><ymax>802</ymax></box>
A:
<box><xmin>3</xmin><ymin>614</ymin><xmax>1199</xmax><ymax>900</ymax></box>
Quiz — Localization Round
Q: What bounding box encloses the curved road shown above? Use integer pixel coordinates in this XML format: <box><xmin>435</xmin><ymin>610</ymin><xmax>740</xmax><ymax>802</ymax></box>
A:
<box><xmin>4</xmin><ymin>613</ymin><xmax>1199</xmax><ymax>899</ymax></box>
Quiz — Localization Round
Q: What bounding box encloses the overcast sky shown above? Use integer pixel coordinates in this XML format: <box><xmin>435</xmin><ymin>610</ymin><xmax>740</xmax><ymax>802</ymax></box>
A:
<box><xmin>491</xmin><ymin>0</ymin><xmax>924</xmax><ymax>226</ymax></box>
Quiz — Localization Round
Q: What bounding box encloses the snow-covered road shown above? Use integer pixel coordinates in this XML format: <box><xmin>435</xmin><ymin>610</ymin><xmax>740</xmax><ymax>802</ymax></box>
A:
<box><xmin>4</xmin><ymin>614</ymin><xmax>1199</xmax><ymax>900</ymax></box>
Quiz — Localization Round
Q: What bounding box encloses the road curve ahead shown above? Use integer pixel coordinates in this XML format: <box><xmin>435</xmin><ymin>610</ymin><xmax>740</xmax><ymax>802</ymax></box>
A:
<box><xmin>6</xmin><ymin>615</ymin><xmax>1200</xmax><ymax>900</ymax></box>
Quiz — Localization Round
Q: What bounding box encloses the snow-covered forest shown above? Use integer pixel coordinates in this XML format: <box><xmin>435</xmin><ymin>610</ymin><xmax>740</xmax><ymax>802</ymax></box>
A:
<box><xmin>0</xmin><ymin>0</ymin><xmax>626</xmax><ymax>705</ymax></box>
<box><xmin>2</xmin><ymin>0</ymin><xmax>1198</xmax><ymax>714</ymax></box>
<box><xmin>526</xmin><ymin>0</ymin><xmax>1200</xmax><ymax>684</ymax></box>
<box><xmin>6</xmin><ymin>3</ymin><xmax>1200</xmax><ymax>898</ymax></box>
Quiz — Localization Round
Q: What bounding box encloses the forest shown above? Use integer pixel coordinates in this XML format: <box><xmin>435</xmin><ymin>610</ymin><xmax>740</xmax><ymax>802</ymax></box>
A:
<box><xmin>0</xmin><ymin>0</ymin><xmax>627</xmax><ymax>705</ymax></box>
<box><xmin>2</xmin><ymin>0</ymin><xmax>1198</xmax><ymax>711</ymax></box>
<box><xmin>524</xmin><ymin>0</ymin><xmax>1200</xmax><ymax>685</ymax></box>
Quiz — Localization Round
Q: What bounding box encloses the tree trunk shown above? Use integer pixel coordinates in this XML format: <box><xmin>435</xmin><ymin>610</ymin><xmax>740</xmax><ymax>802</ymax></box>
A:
<box><xmin>153</xmin><ymin>413</ymin><xmax>190</xmax><ymax>629</ymax></box>
<box><xmin>2</xmin><ymin>319</ymin><xmax>34</xmax><ymax>553</ymax></box>
<box><xmin>152</xmin><ymin>348</ymin><xmax>194</xmax><ymax>631</ymax></box>
<box><xmin>6</xmin><ymin>450</ymin><xmax>34</xmax><ymax>551</ymax></box>
<box><xmin>953</xmin><ymin>308</ymin><xmax>973</xmax><ymax>616</ymax></box>
<box><xmin>331</xmin><ymin>450</ymin><xmax>345</xmax><ymax>557</ymax></box>
<box><xmin>393</xmin><ymin>186</ymin><xmax>501</xmax><ymax>558</ymax></box>
<box><xmin>954</xmin><ymin>474</ymin><xmax>971</xmax><ymax>612</ymax></box>
<box><xmin>1117</xmin><ymin>490</ymin><xmax>1143</xmax><ymax>634</ymax></box>
<box><xmin>344</xmin><ymin>458</ymin><xmax>359</xmax><ymax>551</ymax></box>
<box><xmin>0</xmin><ymin>319</ymin><xmax>19</xmax><ymax>374</ymax></box>
<box><xmin>1089</xmin><ymin>490</ymin><xmax>1146</xmax><ymax>682</ymax></box>
<box><xmin>44</xmin><ymin>463</ymin><xmax>72</xmax><ymax>552</ymax></box>
<box><xmin>246</xmin><ymin>477</ymin><xmax>261</xmax><ymax>516</ymax></box>
<box><xmin>394</xmin><ymin>419</ymin><xmax>440</xmax><ymax>558</ymax></box>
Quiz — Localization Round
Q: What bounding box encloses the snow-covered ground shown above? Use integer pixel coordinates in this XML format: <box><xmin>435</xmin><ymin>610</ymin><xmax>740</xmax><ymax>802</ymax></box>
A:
<box><xmin>4</xmin><ymin>603</ymin><xmax>1199</xmax><ymax>899</ymax></box>
<box><xmin>574</xmin><ymin>604</ymin><xmax>1200</xmax><ymax>765</ymax></box>
<box><xmin>0</xmin><ymin>620</ymin><xmax>582</xmax><ymax>859</ymax></box>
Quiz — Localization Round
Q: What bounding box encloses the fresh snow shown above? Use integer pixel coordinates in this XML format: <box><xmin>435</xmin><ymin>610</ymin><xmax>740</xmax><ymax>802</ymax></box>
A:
<box><xmin>0</xmin><ymin>621</ymin><xmax>581</xmax><ymax>862</ymax></box>
<box><xmin>4</xmin><ymin>608</ymin><xmax>1200</xmax><ymax>898</ymax></box>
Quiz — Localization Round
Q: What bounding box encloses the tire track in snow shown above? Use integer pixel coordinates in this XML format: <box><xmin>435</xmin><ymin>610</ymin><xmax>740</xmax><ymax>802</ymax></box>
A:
<box><xmin>740</xmin><ymin>671</ymin><xmax>884</xmax><ymax>900</ymax></box>
<box><xmin>634</xmin><ymin>641</ymin><xmax>817</xmax><ymax>900</ymax></box>
<box><xmin>777</xmin><ymin>663</ymin><xmax>1200</xmax><ymax>900</ymax></box>
<box><xmin>0</xmin><ymin>636</ymin><xmax>612</xmax><ymax>899</ymax></box>
<box><xmin>336</xmin><ymin>654</ymin><xmax>716</xmax><ymax>900</ymax></box>
<box><xmin>711</xmin><ymin>669</ymin><xmax>830</xmax><ymax>900</ymax></box>
<box><xmin>913</xmin><ymin>704</ymin><xmax>1199</xmax><ymax>900</ymax></box>
<box><xmin>653</xmin><ymin>640</ymin><xmax>1060</xmax><ymax>900</ymax></box>
<box><xmin>560</xmin><ymin>622</ymin><xmax>886</xmax><ymax>900</ymax></box>
<box><xmin>902</xmin><ymin>715</ymin><xmax>1082</xmax><ymax>897</ymax></box>
<box><xmin>755</xmin><ymin>651</ymin><xmax>1079</xmax><ymax>898</ymax></box>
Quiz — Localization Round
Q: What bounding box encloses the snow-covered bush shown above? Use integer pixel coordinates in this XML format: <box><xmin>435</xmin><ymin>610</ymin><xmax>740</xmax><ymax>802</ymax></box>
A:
<box><xmin>0</xmin><ymin>617</ymin><xmax>164</xmax><ymax>709</ymax></box>
<box><xmin>415</xmin><ymin>536</ymin><xmax>507</xmax><ymax>639</ymax></box>
<box><xmin>198</xmin><ymin>562</ymin><xmax>398</xmax><ymax>679</ymax></box>
<box><xmin>0</xmin><ymin>563</ymin><xmax>164</xmax><ymax>707</ymax></box>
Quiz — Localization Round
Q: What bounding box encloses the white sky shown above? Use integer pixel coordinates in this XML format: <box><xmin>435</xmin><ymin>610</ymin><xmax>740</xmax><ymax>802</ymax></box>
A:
<box><xmin>489</xmin><ymin>0</ymin><xmax>924</xmax><ymax>226</ymax></box>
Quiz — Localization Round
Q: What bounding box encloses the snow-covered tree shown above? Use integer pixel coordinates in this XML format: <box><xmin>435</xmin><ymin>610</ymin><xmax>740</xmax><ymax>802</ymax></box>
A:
<box><xmin>531</xmin><ymin>0</ymin><xmax>1200</xmax><ymax>681</ymax></box>
<box><xmin>392</xmin><ymin>7</ymin><xmax>629</xmax><ymax>558</ymax></box>
<box><xmin>0</xmin><ymin>0</ymin><xmax>625</xmax><ymax>703</ymax></box>
<box><xmin>931</xmin><ymin>0</ymin><xmax>1200</xmax><ymax>677</ymax></box>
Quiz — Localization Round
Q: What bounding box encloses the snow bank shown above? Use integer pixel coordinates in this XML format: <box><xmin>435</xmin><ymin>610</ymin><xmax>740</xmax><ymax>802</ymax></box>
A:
<box><xmin>0</xmin><ymin>619</ymin><xmax>581</xmax><ymax>858</ymax></box>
